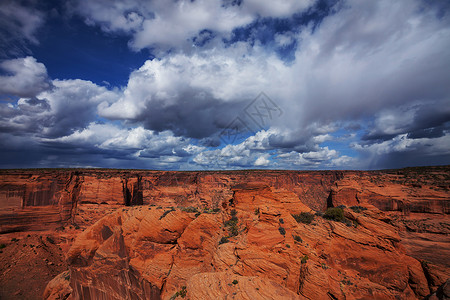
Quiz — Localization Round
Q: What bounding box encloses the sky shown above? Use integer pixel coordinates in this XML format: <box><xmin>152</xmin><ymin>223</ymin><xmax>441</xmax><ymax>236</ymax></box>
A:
<box><xmin>0</xmin><ymin>0</ymin><xmax>449</xmax><ymax>170</ymax></box>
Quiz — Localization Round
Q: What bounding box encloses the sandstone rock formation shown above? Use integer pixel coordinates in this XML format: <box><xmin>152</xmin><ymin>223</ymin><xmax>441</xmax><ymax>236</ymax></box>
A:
<box><xmin>0</xmin><ymin>166</ymin><xmax>448</xmax><ymax>299</ymax></box>
<box><xmin>54</xmin><ymin>182</ymin><xmax>449</xmax><ymax>299</ymax></box>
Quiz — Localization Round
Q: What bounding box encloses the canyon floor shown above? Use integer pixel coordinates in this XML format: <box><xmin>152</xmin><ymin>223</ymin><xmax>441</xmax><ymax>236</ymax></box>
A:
<box><xmin>0</xmin><ymin>167</ymin><xmax>449</xmax><ymax>299</ymax></box>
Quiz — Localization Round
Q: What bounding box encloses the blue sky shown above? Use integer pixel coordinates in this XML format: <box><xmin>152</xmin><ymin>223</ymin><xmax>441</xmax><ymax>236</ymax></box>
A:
<box><xmin>0</xmin><ymin>0</ymin><xmax>449</xmax><ymax>170</ymax></box>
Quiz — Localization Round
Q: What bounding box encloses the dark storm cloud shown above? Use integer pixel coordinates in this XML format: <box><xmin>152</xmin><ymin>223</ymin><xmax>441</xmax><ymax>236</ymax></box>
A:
<box><xmin>362</xmin><ymin>103</ymin><xmax>450</xmax><ymax>142</ymax></box>
<box><xmin>138</xmin><ymin>92</ymin><xmax>245</xmax><ymax>139</ymax></box>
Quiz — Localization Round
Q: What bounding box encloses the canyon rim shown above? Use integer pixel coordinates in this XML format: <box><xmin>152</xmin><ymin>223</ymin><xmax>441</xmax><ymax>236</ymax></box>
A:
<box><xmin>0</xmin><ymin>167</ymin><xmax>448</xmax><ymax>299</ymax></box>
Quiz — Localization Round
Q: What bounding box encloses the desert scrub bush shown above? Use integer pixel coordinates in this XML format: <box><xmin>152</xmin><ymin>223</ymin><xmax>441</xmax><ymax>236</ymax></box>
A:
<box><xmin>254</xmin><ymin>208</ymin><xmax>260</xmax><ymax>215</ymax></box>
<box><xmin>232</xmin><ymin>280</ymin><xmax>238</xmax><ymax>285</ymax></box>
<box><xmin>341</xmin><ymin>279</ymin><xmax>353</xmax><ymax>285</ymax></box>
<box><xmin>159</xmin><ymin>208</ymin><xmax>175</xmax><ymax>220</ymax></box>
<box><xmin>301</xmin><ymin>255</ymin><xmax>308</xmax><ymax>264</ymax></box>
<box><xmin>219</xmin><ymin>236</ymin><xmax>229</xmax><ymax>245</ymax></box>
<box><xmin>323</xmin><ymin>207</ymin><xmax>345</xmax><ymax>222</ymax></box>
<box><xmin>170</xmin><ymin>286</ymin><xmax>187</xmax><ymax>299</ymax></box>
<box><xmin>279</xmin><ymin>218</ymin><xmax>284</xmax><ymax>224</ymax></box>
<box><xmin>292</xmin><ymin>212</ymin><xmax>315</xmax><ymax>224</ymax></box>
<box><xmin>278</xmin><ymin>226</ymin><xmax>286</xmax><ymax>236</ymax></box>
<box><xmin>0</xmin><ymin>244</ymin><xmax>6</xmax><ymax>249</ymax></box>
<box><xmin>201</xmin><ymin>206</ymin><xmax>220</xmax><ymax>214</ymax></box>
<box><xmin>181</xmin><ymin>206</ymin><xmax>198</xmax><ymax>213</ymax></box>
<box><xmin>293</xmin><ymin>235</ymin><xmax>303</xmax><ymax>243</ymax></box>
<box><xmin>350</xmin><ymin>206</ymin><xmax>367</xmax><ymax>213</ymax></box>
<box><xmin>224</xmin><ymin>211</ymin><xmax>239</xmax><ymax>237</ymax></box>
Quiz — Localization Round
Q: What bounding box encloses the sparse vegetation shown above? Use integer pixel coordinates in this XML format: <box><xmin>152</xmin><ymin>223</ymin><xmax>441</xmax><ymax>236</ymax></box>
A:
<box><xmin>278</xmin><ymin>226</ymin><xmax>286</xmax><ymax>236</ymax></box>
<box><xmin>301</xmin><ymin>255</ymin><xmax>308</xmax><ymax>264</ymax></box>
<box><xmin>11</xmin><ymin>237</ymin><xmax>19</xmax><ymax>242</ymax></box>
<box><xmin>323</xmin><ymin>207</ymin><xmax>345</xmax><ymax>222</ymax></box>
<box><xmin>64</xmin><ymin>272</ymin><xmax>70</xmax><ymax>281</ymax></box>
<box><xmin>0</xmin><ymin>244</ymin><xmax>6</xmax><ymax>249</ymax></box>
<box><xmin>286</xmin><ymin>244</ymin><xmax>290</xmax><ymax>248</ymax></box>
<box><xmin>292</xmin><ymin>212</ymin><xmax>315</xmax><ymax>224</ymax></box>
<box><xmin>224</xmin><ymin>210</ymin><xmax>239</xmax><ymax>237</ymax></box>
<box><xmin>159</xmin><ymin>208</ymin><xmax>175</xmax><ymax>220</ymax></box>
<box><xmin>293</xmin><ymin>235</ymin><xmax>303</xmax><ymax>243</ymax></box>
<box><xmin>232</xmin><ymin>280</ymin><xmax>238</xmax><ymax>285</ymax></box>
<box><xmin>181</xmin><ymin>206</ymin><xmax>198</xmax><ymax>213</ymax></box>
<box><xmin>323</xmin><ymin>207</ymin><xmax>357</xmax><ymax>227</ymax></box>
<box><xmin>341</xmin><ymin>279</ymin><xmax>353</xmax><ymax>285</ymax></box>
<box><xmin>219</xmin><ymin>237</ymin><xmax>229</xmax><ymax>245</ymax></box>
<box><xmin>350</xmin><ymin>206</ymin><xmax>367</xmax><ymax>213</ymax></box>
<box><xmin>321</xmin><ymin>263</ymin><xmax>329</xmax><ymax>269</ymax></box>
<box><xmin>170</xmin><ymin>286</ymin><xmax>187</xmax><ymax>299</ymax></box>
<box><xmin>279</xmin><ymin>218</ymin><xmax>284</xmax><ymax>224</ymax></box>
<box><xmin>254</xmin><ymin>208</ymin><xmax>260</xmax><ymax>215</ymax></box>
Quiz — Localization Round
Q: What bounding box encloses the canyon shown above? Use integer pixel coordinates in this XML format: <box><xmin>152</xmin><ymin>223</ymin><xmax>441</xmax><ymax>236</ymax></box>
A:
<box><xmin>0</xmin><ymin>167</ymin><xmax>448</xmax><ymax>299</ymax></box>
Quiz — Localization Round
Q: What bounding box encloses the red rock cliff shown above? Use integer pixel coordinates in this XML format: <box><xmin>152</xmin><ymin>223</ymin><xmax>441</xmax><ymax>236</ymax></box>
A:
<box><xmin>0</xmin><ymin>167</ymin><xmax>448</xmax><ymax>299</ymax></box>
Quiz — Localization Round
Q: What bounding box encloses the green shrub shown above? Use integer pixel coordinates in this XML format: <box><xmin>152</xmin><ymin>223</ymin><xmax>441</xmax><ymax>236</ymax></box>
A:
<box><xmin>170</xmin><ymin>286</ymin><xmax>187</xmax><ymax>299</ymax></box>
<box><xmin>230</xmin><ymin>209</ymin><xmax>237</xmax><ymax>216</ymax></box>
<box><xmin>286</xmin><ymin>244</ymin><xmax>290</xmax><ymax>248</ymax></box>
<box><xmin>224</xmin><ymin>214</ymin><xmax>239</xmax><ymax>237</ymax></box>
<box><xmin>293</xmin><ymin>235</ymin><xmax>302</xmax><ymax>243</ymax></box>
<box><xmin>278</xmin><ymin>226</ymin><xmax>286</xmax><ymax>236</ymax></box>
<box><xmin>181</xmin><ymin>206</ymin><xmax>198</xmax><ymax>213</ymax></box>
<box><xmin>323</xmin><ymin>207</ymin><xmax>345</xmax><ymax>222</ymax></box>
<box><xmin>301</xmin><ymin>255</ymin><xmax>308</xmax><ymax>264</ymax></box>
<box><xmin>232</xmin><ymin>280</ymin><xmax>238</xmax><ymax>285</ymax></box>
<box><xmin>292</xmin><ymin>212</ymin><xmax>315</xmax><ymax>224</ymax></box>
<box><xmin>350</xmin><ymin>206</ymin><xmax>367</xmax><ymax>213</ymax></box>
<box><xmin>279</xmin><ymin>218</ymin><xmax>284</xmax><ymax>224</ymax></box>
<box><xmin>254</xmin><ymin>208</ymin><xmax>260</xmax><ymax>215</ymax></box>
<box><xmin>219</xmin><ymin>237</ymin><xmax>229</xmax><ymax>245</ymax></box>
<box><xmin>341</xmin><ymin>279</ymin><xmax>353</xmax><ymax>285</ymax></box>
<box><xmin>159</xmin><ymin>208</ymin><xmax>175</xmax><ymax>220</ymax></box>
<box><xmin>0</xmin><ymin>244</ymin><xmax>6</xmax><ymax>249</ymax></box>
<box><xmin>224</xmin><ymin>215</ymin><xmax>238</xmax><ymax>227</ymax></box>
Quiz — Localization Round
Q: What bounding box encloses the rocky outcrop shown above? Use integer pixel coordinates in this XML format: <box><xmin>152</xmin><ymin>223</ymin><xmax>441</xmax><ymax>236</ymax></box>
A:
<box><xmin>59</xmin><ymin>183</ymin><xmax>448</xmax><ymax>299</ymax></box>
<box><xmin>328</xmin><ymin>167</ymin><xmax>450</xmax><ymax>214</ymax></box>
<box><xmin>0</xmin><ymin>166</ymin><xmax>448</xmax><ymax>299</ymax></box>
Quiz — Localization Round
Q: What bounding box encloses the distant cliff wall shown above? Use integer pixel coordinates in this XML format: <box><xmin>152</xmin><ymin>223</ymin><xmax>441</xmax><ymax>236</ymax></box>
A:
<box><xmin>0</xmin><ymin>167</ymin><xmax>448</xmax><ymax>233</ymax></box>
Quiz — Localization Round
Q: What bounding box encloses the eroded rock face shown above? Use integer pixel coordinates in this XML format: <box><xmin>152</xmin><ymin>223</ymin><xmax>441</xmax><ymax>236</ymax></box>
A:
<box><xmin>61</xmin><ymin>184</ymin><xmax>448</xmax><ymax>299</ymax></box>
<box><xmin>0</xmin><ymin>166</ymin><xmax>448</xmax><ymax>299</ymax></box>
